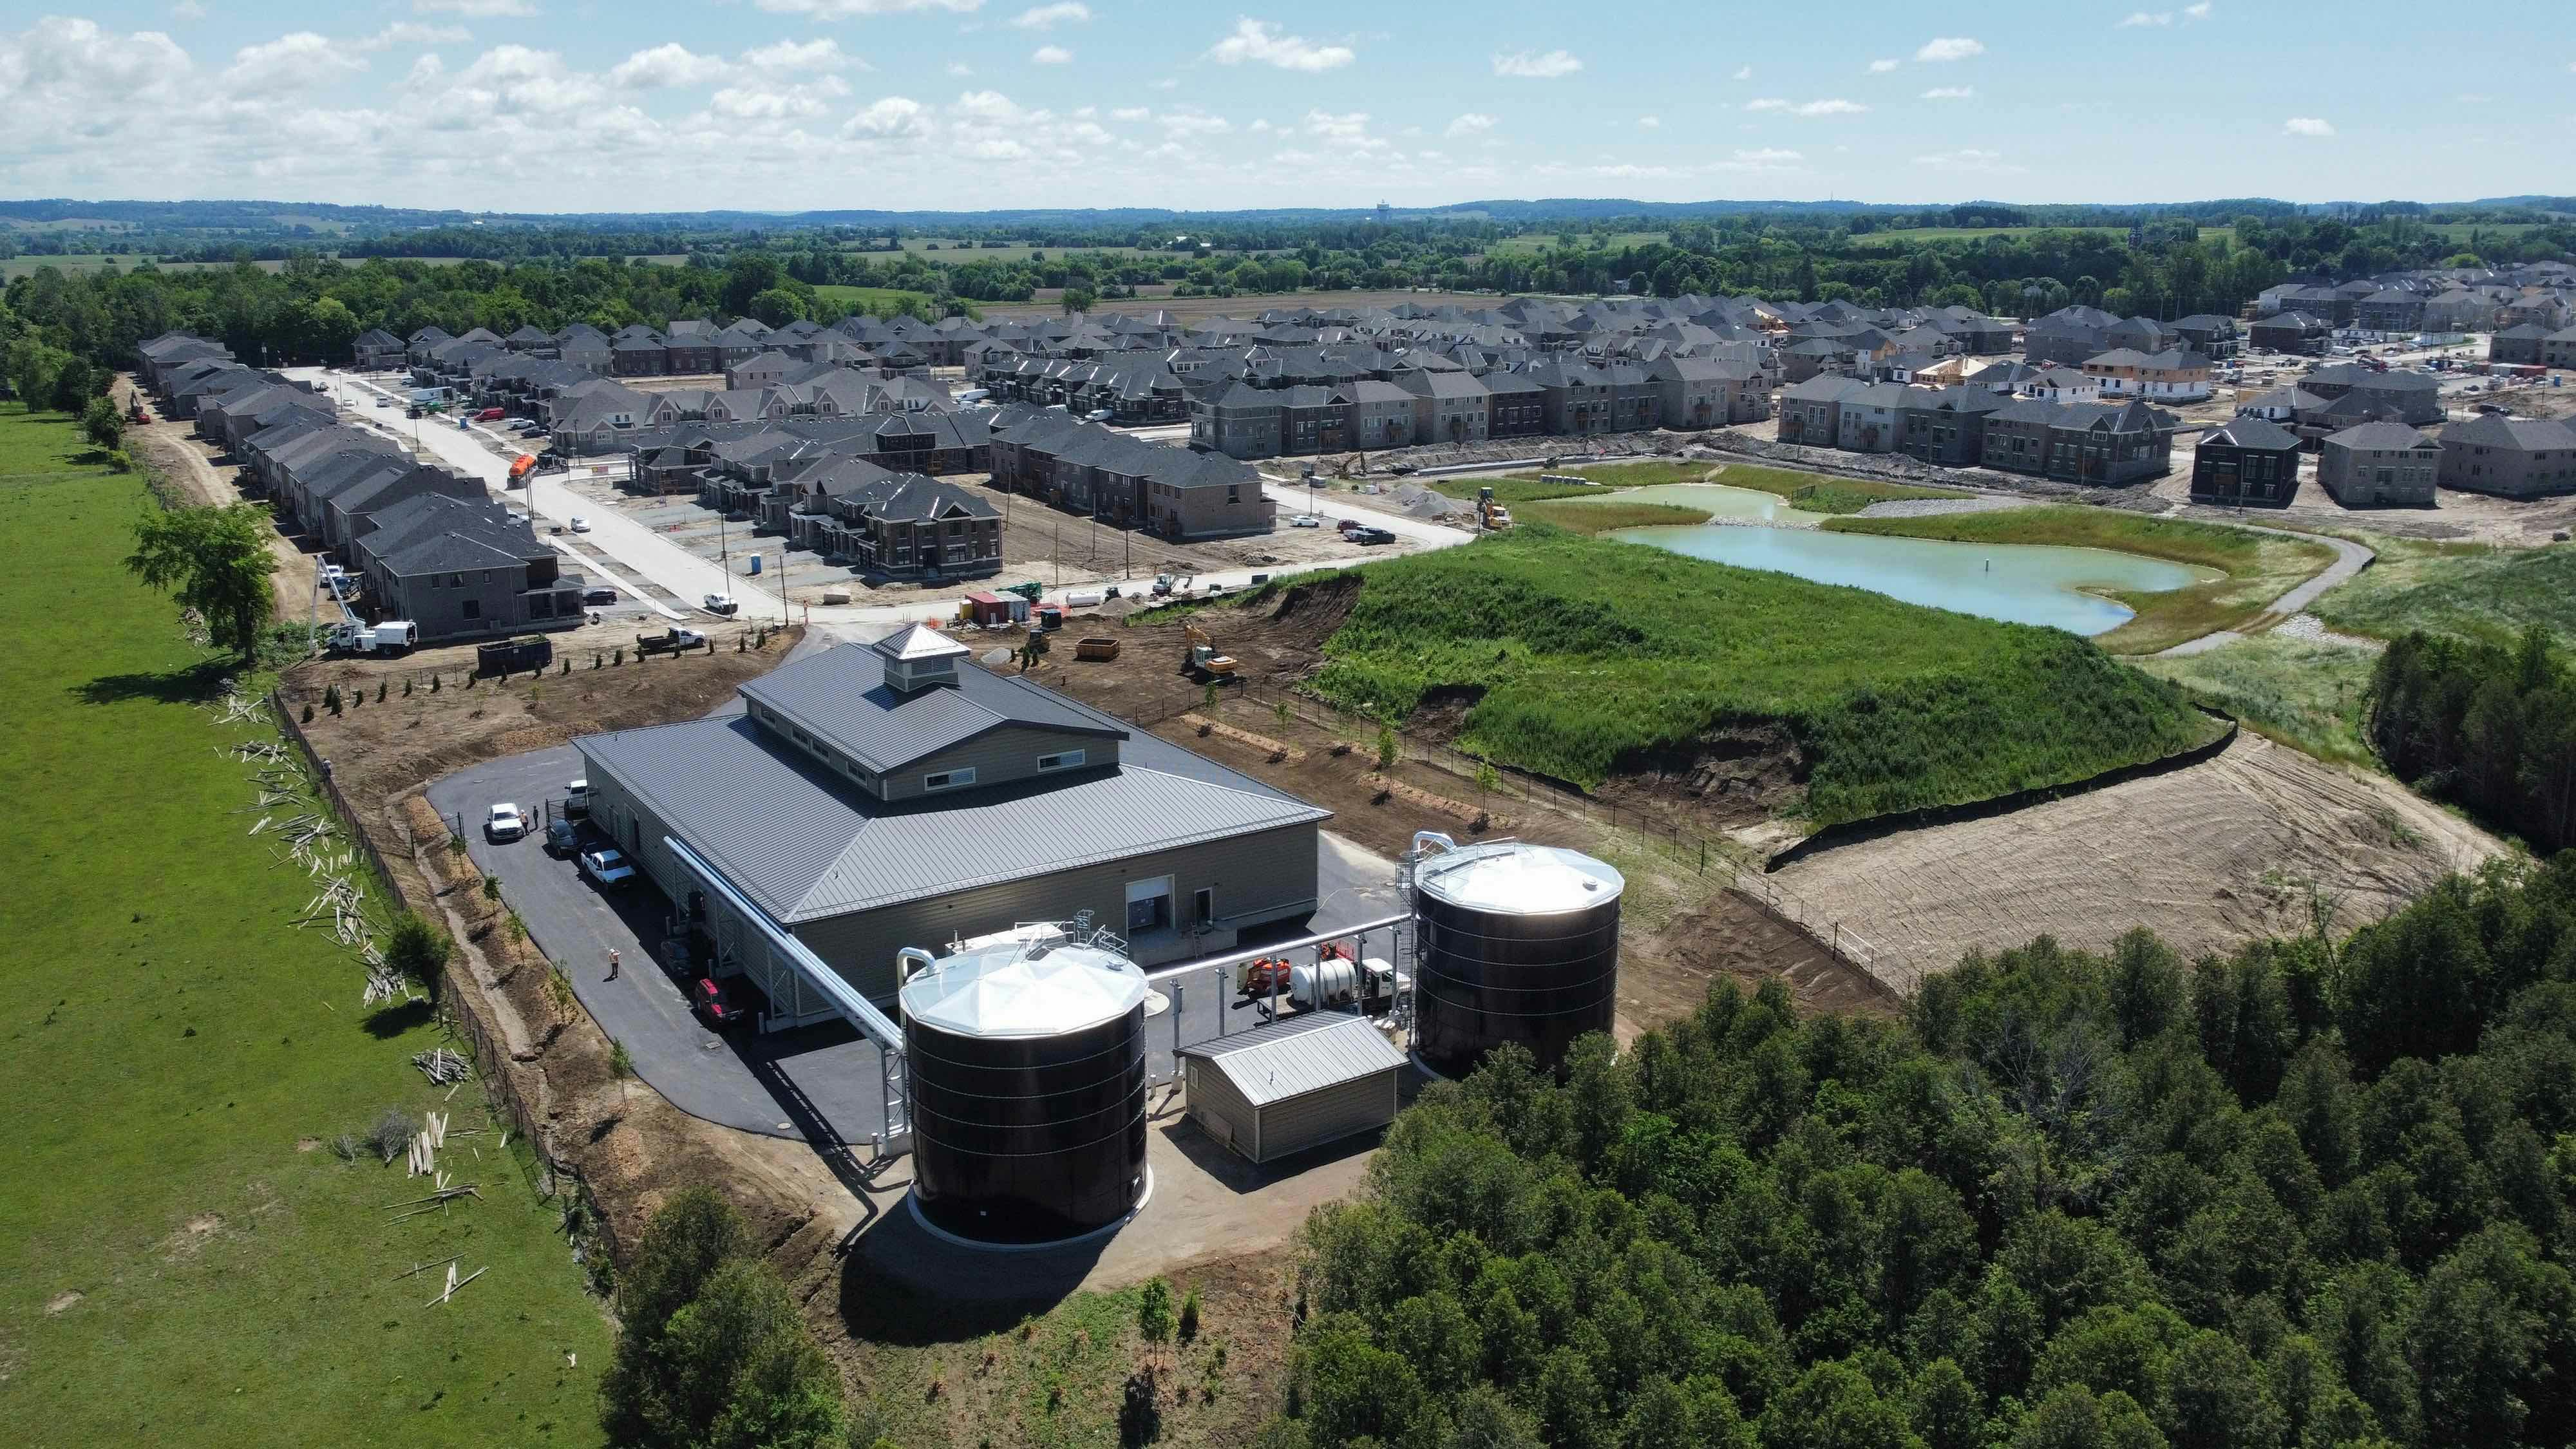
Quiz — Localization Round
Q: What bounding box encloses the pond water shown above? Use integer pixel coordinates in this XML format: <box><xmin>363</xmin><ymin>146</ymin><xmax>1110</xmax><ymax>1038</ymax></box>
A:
<box><xmin>1576</xmin><ymin>484</ymin><xmax>2211</xmax><ymax>636</ymax></box>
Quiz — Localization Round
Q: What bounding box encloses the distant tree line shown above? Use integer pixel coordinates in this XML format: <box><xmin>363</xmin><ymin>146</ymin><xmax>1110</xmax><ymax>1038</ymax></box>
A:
<box><xmin>1262</xmin><ymin>857</ymin><xmax>2576</xmax><ymax>1449</ymax></box>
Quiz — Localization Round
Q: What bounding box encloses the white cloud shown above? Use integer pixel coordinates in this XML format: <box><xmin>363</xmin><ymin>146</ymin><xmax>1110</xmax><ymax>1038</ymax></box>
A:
<box><xmin>413</xmin><ymin>0</ymin><xmax>539</xmax><ymax>15</ymax></box>
<box><xmin>1157</xmin><ymin>109</ymin><xmax>1231</xmax><ymax>136</ymax></box>
<box><xmin>448</xmin><ymin>44</ymin><xmax>606</xmax><ymax>114</ymax></box>
<box><xmin>357</xmin><ymin>23</ymin><xmax>471</xmax><ymax>51</ymax></box>
<box><xmin>610</xmin><ymin>43</ymin><xmax>732</xmax><ymax>88</ymax></box>
<box><xmin>1915</xmin><ymin>147</ymin><xmax>2022</xmax><ymax>172</ymax></box>
<box><xmin>1732</xmin><ymin>65</ymin><xmax>1752</xmax><ymax>80</ymax></box>
<box><xmin>946</xmin><ymin>61</ymin><xmax>972</xmax><ymax>75</ymax></box>
<box><xmin>1303</xmin><ymin>109</ymin><xmax>1391</xmax><ymax>154</ymax></box>
<box><xmin>1746</xmin><ymin>97</ymin><xmax>1867</xmax><ymax>117</ymax></box>
<box><xmin>1153</xmin><ymin>77</ymin><xmax>1177</xmax><ymax>90</ymax></box>
<box><xmin>2284</xmin><ymin>116</ymin><xmax>2334</xmax><ymax>137</ymax></box>
<box><xmin>1713</xmin><ymin>147</ymin><xmax>1804</xmax><ymax>171</ymax></box>
<box><xmin>1031</xmin><ymin>44</ymin><xmax>1072</xmax><ymax>64</ymax></box>
<box><xmin>1446</xmin><ymin>111</ymin><xmax>1497</xmax><ymax>137</ymax></box>
<box><xmin>2184</xmin><ymin>3</ymin><xmax>2213</xmax><ymax>15</ymax></box>
<box><xmin>1868</xmin><ymin>58</ymin><xmax>1900</xmax><ymax>73</ymax></box>
<box><xmin>1009</xmin><ymin>2</ymin><xmax>1090</xmax><ymax>28</ymax></box>
<box><xmin>752</xmin><ymin>0</ymin><xmax>981</xmax><ymax>15</ymax></box>
<box><xmin>844</xmin><ymin>94</ymin><xmax>930</xmax><ymax>138</ymax></box>
<box><xmin>1593</xmin><ymin>163</ymin><xmax>1680</xmax><ymax>180</ymax></box>
<box><xmin>2116</xmin><ymin>10</ymin><xmax>2172</xmax><ymax>25</ymax></box>
<box><xmin>1636</xmin><ymin>115</ymin><xmax>1660</xmax><ymax>128</ymax></box>
<box><xmin>712</xmin><ymin>81</ymin><xmax>847</xmax><ymax>121</ymax></box>
<box><xmin>1110</xmin><ymin>106</ymin><xmax>1149</xmax><ymax>121</ymax></box>
<box><xmin>743</xmin><ymin>38</ymin><xmax>858</xmax><ymax>73</ymax></box>
<box><xmin>1915</xmin><ymin>36</ymin><xmax>1983</xmax><ymax>61</ymax></box>
<box><xmin>1206</xmin><ymin>18</ymin><xmax>1353</xmax><ymax>72</ymax></box>
<box><xmin>224</xmin><ymin>32</ymin><xmax>366</xmax><ymax>88</ymax></box>
<box><xmin>171</xmin><ymin>0</ymin><xmax>205</xmax><ymax>17</ymax></box>
<box><xmin>1492</xmin><ymin>49</ymin><xmax>1582</xmax><ymax>79</ymax></box>
<box><xmin>1921</xmin><ymin>86</ymin><xmax>1974</xmax><ymax>100</ymax></box>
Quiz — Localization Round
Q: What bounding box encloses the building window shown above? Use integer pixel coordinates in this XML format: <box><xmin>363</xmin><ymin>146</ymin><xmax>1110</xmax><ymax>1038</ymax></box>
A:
<box><xmin>461</xmin><ymin>599</ymin><xmax>481</xmax><ymax>620</ymax></box>
<box><xmin>922</xmin><ymin>767</ymin><xmax>976</xmax><ymax>791</ymax></box>
<box><xmin>1037</xmin><ymin>750</ymin><xmax>1084</xmax><ymax>772</ymax></box>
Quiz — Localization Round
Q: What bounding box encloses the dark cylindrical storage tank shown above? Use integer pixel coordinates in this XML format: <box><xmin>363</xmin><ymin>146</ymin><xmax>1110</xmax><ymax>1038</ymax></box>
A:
<box><xmin>900</xmin><ymin>940</ymin><xmax>1151</xmax><ymax>1244</ymax></box>
<box><xmin>1412</xmin><ymin>842</ymin><xmax>1625</xmax><ymax>1080</ymax></box>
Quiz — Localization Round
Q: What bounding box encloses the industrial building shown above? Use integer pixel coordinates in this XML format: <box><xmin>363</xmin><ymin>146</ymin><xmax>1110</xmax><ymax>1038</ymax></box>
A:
<box><xmin>1179</xmin><ymin>1012</ymin><xmax>1409</xmax><ymax>1165</ymax></box>
<box><xmin>573</xmin><ymin>625</ymin><xmax>1332</xmax><ymax>1027</ymax></box>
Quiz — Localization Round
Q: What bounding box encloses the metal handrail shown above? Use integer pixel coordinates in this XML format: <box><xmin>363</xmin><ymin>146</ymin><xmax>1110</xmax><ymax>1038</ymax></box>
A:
<box><xmin>1137</xmin><ymin>911</ymin><xmax>1414</xmax><ymax>985</ymax></box>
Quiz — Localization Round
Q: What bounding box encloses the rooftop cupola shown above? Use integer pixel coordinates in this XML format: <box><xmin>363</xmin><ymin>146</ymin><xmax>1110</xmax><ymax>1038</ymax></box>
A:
<box><xmin>874</xmin><ymin>621</ymin><xmax>969</xmax><ymax>694</ymax></box>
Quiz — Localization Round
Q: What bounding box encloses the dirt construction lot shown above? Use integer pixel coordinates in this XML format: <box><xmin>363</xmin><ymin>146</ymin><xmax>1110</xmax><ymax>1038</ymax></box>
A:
<box><xmin>1772</xmin><ymin>733</ymin><xmax>2502</xmax><ymax>972</ymax></box>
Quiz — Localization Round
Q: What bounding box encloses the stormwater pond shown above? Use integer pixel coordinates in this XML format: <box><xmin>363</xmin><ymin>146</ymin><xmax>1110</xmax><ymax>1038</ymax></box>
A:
<box><xmin>1569</xmin><ymin>484</ymin><xmax>2211</xmax><ymax>636</ymax></box>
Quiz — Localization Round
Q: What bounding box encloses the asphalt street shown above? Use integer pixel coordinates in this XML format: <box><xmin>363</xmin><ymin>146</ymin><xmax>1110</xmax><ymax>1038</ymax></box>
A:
<box><xmin>430</xmin><ymin>723</ymin><xmax>1400</xmax><ymax>1147</ymax></box>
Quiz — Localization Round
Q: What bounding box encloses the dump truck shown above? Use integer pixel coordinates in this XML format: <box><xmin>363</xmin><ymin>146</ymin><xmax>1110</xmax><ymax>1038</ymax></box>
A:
<box><xmin>327</xmin><ymin>620</ymin><xmax>417</xmax><ymax>655</ymax></box>
<box><xmin>636</xmin><ymin>626</ymin><xmax>706</xmax><ymax>656</ymax></box>
<box><xmin>1182</xmin><ymin>624</ymin><xmax>1238</xmax><ymax>682</ymax></box>
<box><xmin>1477</xmin><ymin>486</ymin><xmax>1513</xmax><ymax>529</ymax></box>
<box><xmin>476</xmin><ymin>634</ymin><xmax>553</xmax><ymax>676</ymax></box>
<box><xmin>1075</xmin><ymin>636</ymin><xmax>1122</xmax><ymax>661</ymax></box>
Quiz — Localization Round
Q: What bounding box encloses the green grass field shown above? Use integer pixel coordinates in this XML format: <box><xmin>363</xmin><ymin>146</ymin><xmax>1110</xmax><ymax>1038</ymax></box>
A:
<box><xmin>1827</xmin><ymin>506</ymin><xmax>2334</xmax><ymax>654</ymax></box>
<box><xmin>1700</xmin><ymin>461</ymin><xmax>1967</xmax><ymax>515</ymax></box>
<box><xmin>0</xmin><ymin>404</ymin><xmax>610</xmax><ymax>1447</ymax></box>
<box><xmin>2306</xmin><ymin>535</ymin><xmax>2576</xmax><ymax>650</ymax></box>
<box><xmin>1289</xmin><ymin>524</ymin><xmax>2214</xmax><ymax>825</ymax></box>
<box><xmin>2139</xmin><ymin>632</ymin><xmax>2378</xmax><ymax>766</ymax></box>
<box><xmin>812</xmin><ymin>283</ymin><xmax>959</xmax><ymax>317</ymax></box>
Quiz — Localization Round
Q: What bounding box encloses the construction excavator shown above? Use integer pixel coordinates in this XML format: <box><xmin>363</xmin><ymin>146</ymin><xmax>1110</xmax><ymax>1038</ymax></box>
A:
<box><xmin>1182</xmin><ymin>624</ymin><xmax>1238</xmax><ymax>683</ymax></box>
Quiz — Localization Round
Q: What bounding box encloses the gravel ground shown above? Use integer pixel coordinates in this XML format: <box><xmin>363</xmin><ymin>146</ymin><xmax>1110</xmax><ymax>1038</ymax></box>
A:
<box><xmin>2273</xmin><ymin>612</ymin><xmax>2386</xmax><ymax>650</ymax></box>
<box><xmin>1850</xmin><ymin>495</ymin><xmax>2034</xmax><ymax>520</ymax></box>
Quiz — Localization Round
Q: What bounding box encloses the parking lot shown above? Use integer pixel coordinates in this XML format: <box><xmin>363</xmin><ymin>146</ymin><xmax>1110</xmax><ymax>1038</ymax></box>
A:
<box><xmin>430</xmin><ymin>734</ymin><xmax>1403</xmax><ymax>1149</ymax></box>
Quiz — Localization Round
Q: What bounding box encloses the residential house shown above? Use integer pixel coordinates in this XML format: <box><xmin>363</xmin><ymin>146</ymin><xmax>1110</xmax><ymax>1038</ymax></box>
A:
<box><xmin>2190</xmin><ymin>418</ymin><xmax>2305</xmax><ymax>507</ymax></box>
<box><xmin>354</xmin><ymin>495</ymin><xmax>586</xmax><ymax>642</ymax></box>
<box><xmin>2544</xmin><ymin>327</ymin><xmax>2576</xmax><ymax>370</ymax></box>
<box><xmin>1981</xmin><ymin>398</ymin><xmax>2175</xmax><ymax>486</ymax></box>
<box><xmin>2169</xmin><ymin>315</ymin><xmax>2241</xmax><ymax>359</ymax></box>
<box><xmin>2491</xmin><ymin>323</ymin><xmax>2552</xmax><ymax>366</ymax></box>
<box><xmin>611</xmin><ymin>333</ymin><xmax>668</xmax><ymax>378</ymax></box>
<box><xmin>2082</xmin><ymin>348</ymin><xmax>2216</xmax><ymax>402</ymax></box>
<box><xmin>1393</xmin><ymin>370</ymin><xmax>1492</xmax><ymax>446</ymax></box>
<box><xmin>1481</xmin><ymin>372</ymin><xmax>1548</xmax><ymax>438</ymax></box>
<box><xmin>350</xmin><ymin>328</ymin><xmax>406</xmax><ymax>370</ymax></box>
<box><xmin>2318</xmin><ymin>419</ymin><xmax>2441</xmax><ymax>507</ymax></box>
<box><xmin>1834</xmin><ymin>382</ymin><xmax>1914</xmax><ymax>455</ymax></box>
<box><xmin>2439</xmin><ymin>415</ymin><xmax>2576</xmax><ymax>498</ymax></box>
<box><xmin>2249</xmin><ymin>312</ymin><xmax>2329</xmax><ymax>355</ymax></box>
<box><xmin>1349</xmin><ymin>380</ymin><xmax>1416</xmax><ymax>451</ymax></box>
<box><xmin>2355</xmin><ymin>289</ymin><xmax>2425</xmax><ymax>334</ymax></box>
<box><xmin>2299</xmin><ymin>364</ymin><xmax>2445</xmax><ymax>426</ymax></box>
<box><xmin>1779</xmin><ymin>375</ymin><xmax>1866</xmax><ymax>448</ymax></box>
<box><xmin>1896</xmin><ymin>386</ymin><xmax>2008</xmax><ymax>467</ymax></box>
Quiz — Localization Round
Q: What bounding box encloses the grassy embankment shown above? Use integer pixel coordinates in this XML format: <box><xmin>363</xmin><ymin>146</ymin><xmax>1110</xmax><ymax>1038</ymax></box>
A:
<box><xmin>0</xmin><ymin>404</ymin><xmax>610</xmax><ymax>1448</ymax></box>
<box><xmin>1827</xmin><ymin>505</ymin><xmax>2337</xmax><ymax>655</ymax></box>
<box><xmin>2139</xmin><ymin>634</ymin><xmax>2379</xmax><ymax>766</ymax></box>
<box><xmin>1293</xmin><ymin>523</ymin><xmax>2217</xmax><ymax>827</ymax></box>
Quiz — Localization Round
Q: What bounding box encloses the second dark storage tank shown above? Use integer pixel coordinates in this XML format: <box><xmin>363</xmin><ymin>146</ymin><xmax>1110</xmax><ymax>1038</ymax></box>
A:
<box><xmin>900</xmin><ymin>937</ymin><xmax>1151</xmax><ymax>1244</ymax></box>
<box><xmin>1411</xmin><ymin>841</ymin><xmax>1625</xmax><ymax>1080</ymax></box>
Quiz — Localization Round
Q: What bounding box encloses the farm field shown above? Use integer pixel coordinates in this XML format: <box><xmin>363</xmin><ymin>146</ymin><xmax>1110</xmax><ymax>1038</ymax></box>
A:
<box><xmin>0</xmin><ymin>404</ymin><xmax>611</xmax><ymax>1448</ymax></box>
<box><xmin>1282</xmin><ymin>523</ymin><xmax>2218</xmax><ymax>827</ymax></box>
<box><xmin>1826</xmin><ymin>504</ymin><xmax>2337</xmax><ymax>654</ymax></box>
<box><xmin>811</xmin><ymin>283</ymin><xmax>956</xmax><ymax>317</ymax></box>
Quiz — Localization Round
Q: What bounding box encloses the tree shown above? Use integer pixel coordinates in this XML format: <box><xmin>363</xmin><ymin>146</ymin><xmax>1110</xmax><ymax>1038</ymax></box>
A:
<box><xmin>1061</xmin><ymin>286</ymin><xmax>1097</xmax><ymax>316</ymax></box>
<box><xmin>1137</xmin><ymin>1276</ymin><xmax>1176</xmax><ymax>1344</ymax></box>
<box><xmin>80</xmin><ymin>393</ymin><xmax>124</xmax><ymax>451</ymax></box>
<box><xmin>601</xmin><ymin>1190</ymin><xmax>842</xmax><ymax>1449</ymax></box>
<box><xmin>381</xmin><ymin>911</ymin><xmax>454</xmax><ymax>988</ymax></box>
<box><xmin>125</xmin><ymin>502</ymin><xmax>279</xmax><ymax>659</ymax></box>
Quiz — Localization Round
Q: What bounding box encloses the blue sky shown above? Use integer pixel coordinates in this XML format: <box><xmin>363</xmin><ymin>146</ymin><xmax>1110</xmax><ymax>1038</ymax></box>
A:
<box><xmin>3</xmin><ymin>1</ymin><xmax>2571</xmax><ymax>214</ymax></box>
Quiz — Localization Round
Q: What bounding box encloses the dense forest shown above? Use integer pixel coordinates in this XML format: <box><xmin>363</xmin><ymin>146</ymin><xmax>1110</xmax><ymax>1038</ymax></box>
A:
<box><xmin>1265</xmin><ymin>856</ymin><xmax>2576</xmax><ymax>1448</ymax></box>
<box><xmin>2367</xmin><ymin>628</ymin><xmax>2576</xmax><ymax>855</ymax></box>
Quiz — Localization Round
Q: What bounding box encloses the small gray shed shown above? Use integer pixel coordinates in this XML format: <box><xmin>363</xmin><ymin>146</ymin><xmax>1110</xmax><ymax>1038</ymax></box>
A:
<box><xmin>1179</xmin><ymin>1013</ymin><xmax>1409</xmax><ymax>1164</ymax></box>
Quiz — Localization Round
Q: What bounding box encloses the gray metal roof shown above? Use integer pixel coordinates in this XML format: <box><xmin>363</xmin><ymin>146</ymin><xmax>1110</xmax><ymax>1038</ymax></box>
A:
<box><xmin>900</xmin><ymin>940</ymin><xmax>1147</xmax><ymax>1039</ymax></box>
<box><xmin>738</xmin><ymin>639</ymin><xmax>1113</xmax><ymax>775</ymax></box>
<box><xmin>577</xmin><ymin>665</ymin><xmax>1331</xmax><ymax>924</ymax></box>
<box><xmin>1179</xmin><ymin>1012</ymin><xmax>1409</xmax><ymax>1107</ymax></box>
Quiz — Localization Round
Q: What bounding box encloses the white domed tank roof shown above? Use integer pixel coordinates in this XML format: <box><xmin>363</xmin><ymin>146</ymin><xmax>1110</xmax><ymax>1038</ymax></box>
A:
<box><xmin>900</xmin><ymin>940</ymin><xmax>1148</xmax><ymax>1038</ymax></box>
<box><xmin>1415</xmin><ymin>841</ymin><xmax>1625</xmax><ymax>914</ymax></box>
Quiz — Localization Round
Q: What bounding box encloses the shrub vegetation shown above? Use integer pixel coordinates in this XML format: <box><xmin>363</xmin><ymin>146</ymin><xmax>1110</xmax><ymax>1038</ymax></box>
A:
<box><xmin>1303</xmin><ymin>526</ymin><xmax>2213</xmax><ymax>826</ymax></box>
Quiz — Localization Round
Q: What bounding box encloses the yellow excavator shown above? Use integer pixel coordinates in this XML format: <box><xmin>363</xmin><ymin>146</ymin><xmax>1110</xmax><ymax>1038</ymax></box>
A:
<box><xmin>1182</xmin><ymin>624</ymin><xmax>1238</xmax><ymax>683</ymax></box>
<box><xmin>1477</xmin><ymin>486</ymin><xmax>1513</xmax><ymax>529</ymax></box>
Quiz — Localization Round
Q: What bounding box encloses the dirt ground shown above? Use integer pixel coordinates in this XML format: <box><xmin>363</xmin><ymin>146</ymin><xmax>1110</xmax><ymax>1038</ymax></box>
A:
<box><xmin>120</xmin><ymin>377</ymin><xmax>319</xmax><ymax>620</ymax></box>
<box><xmin>1034</xmin><ymin>582</ymin><xmax>1893</xmax><ymax>1026</ymax></box>
<box><xmin>1771</xmin><ymin>733</ymin><xmax>2503</xmax><ymax>972</ymax></box>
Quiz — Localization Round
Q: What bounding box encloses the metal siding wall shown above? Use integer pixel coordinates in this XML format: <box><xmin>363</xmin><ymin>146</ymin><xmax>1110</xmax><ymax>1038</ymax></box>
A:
<box><xmin>1253</xmin><ymin>1072</ymin><xmax>1398</xmax><ymax>1163</ymax></box>
<box><xmin>879</xmin><ymin>726</ymin><xmax>1113</xmax><ymax>802</ymax></box>
<box><xmin>792</xmin><ymin>821</ymin><xmax>1320</xmax><ymax>989</ymax></box>
<box><xmin>1183</xmin><ymin>1061</ymin><xmax>1260</xmax><ymax>1159</ymax></box>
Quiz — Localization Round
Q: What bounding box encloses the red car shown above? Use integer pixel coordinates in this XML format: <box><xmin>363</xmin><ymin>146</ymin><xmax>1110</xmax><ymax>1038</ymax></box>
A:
<box><xmin>690</xmin><ymin>978</ymin><xmax>740</xmax><ymax>1030</ymax></box>
<box><xmin>475</xmin><ymin>407</ymin><xmax>506</xmax><ymax>422</ymax></box>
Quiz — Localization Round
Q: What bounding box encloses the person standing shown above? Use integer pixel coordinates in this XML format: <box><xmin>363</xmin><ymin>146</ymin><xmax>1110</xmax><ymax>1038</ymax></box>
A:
<box><xmin>606</xmin><ymin>947</ymin><xmax>621</xmax><ymax>981</ymax></box>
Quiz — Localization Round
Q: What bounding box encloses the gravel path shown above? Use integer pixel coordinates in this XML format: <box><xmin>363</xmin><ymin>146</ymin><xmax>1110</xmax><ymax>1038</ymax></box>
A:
<box><xmin>2273</xmin><ymin>612</ymin><xmax>2386</xmax><ymax>650</ymax></box>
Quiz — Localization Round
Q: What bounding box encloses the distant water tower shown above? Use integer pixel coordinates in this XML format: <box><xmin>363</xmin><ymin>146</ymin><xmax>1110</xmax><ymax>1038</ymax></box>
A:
<box><xmin>1375</xmin><ymin>200</ymin><xmax>1394</xmax><ymax>225</ymax></box>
